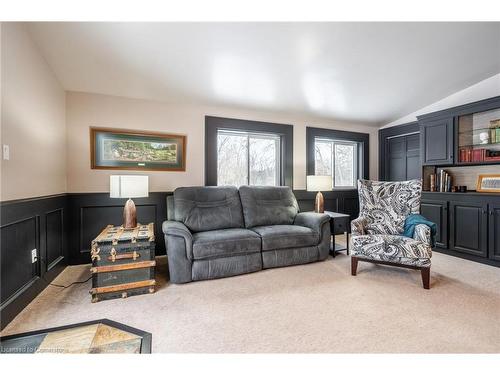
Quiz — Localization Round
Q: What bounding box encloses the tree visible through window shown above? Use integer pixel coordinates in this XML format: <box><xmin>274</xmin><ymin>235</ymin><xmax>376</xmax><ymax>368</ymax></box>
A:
<box><xmin>217</xmin><ymin>130</ymin><xmax>280</xmax><ymax>187</ymax></box>
<box><xmin>315</xmin><ymin>138</ymin><xmax>358</xmax><ymax>188</ymax></box>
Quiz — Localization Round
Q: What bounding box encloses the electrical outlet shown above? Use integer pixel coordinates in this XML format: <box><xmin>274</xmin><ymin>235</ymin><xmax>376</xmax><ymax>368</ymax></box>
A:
<box><xmin>2</xmin><ymin>144</ymin><xmax>9</xmax><ymax>160</ymax></box>
<box><xmin>31</xmin><ymin>249</ymin><xmax>37</xmax><ymax>263</ymax></box>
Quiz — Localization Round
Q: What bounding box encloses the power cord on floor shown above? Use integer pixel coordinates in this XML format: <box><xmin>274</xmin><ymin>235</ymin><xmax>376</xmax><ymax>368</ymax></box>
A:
<box><xmin>49</xmin><ymin>275</ymin><xmax>92</xmax><ymax>289</ymax></box>
<box><xmin>39</xmin><ymin>257</ymin><xmax>92</xmax><ymax>289</ymax></box>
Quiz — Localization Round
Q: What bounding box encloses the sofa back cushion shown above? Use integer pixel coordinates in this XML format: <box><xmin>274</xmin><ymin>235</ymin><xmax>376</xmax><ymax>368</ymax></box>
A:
<box><xmin>239</xmin><ymin>186</ymin><xmax>299</xmax><ymax>228</ymax></box>
<box><xmin>174</xmin><ymin>186</ymin><xmax>245</xmax><ymax>232</ymax></box>
<box><xmin>358</xmin><ymin>179</ymin><xmax>422</xmax><ymax>235</ymax></box>
<box><xmin>166</xmin><ymin>195</ymin><xmax>175</xmax><ymax>220</ymax></box>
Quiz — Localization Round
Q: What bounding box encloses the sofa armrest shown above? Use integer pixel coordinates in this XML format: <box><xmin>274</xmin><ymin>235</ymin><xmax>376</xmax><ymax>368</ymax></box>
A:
<box><xmin>294</xmin><ymin>212</ymin><xmax>331</xmax><ymax>260</ymax></box>
<box><xmin>351</xmin><ymin>216</ymin><xmax>368</xmax><ymax>236</ymax></box>
<box><xmin>162</xmin><ymin>220</ymin><xmax>193</xmax><ymax>283</ymax></box>
<box><xmin>414</xmin><ymin>223</ymin><xmax>432</xmax><ymax>247</ymax></box>
<box><xmin>294</xmin><ymin>212</ymin><xmax>330</xmax><ymax>234</ymax></box>
<box><xmin>163</xmin><ymin>220</ymin><xmax>192</xmax><ymax>240</ymax></box>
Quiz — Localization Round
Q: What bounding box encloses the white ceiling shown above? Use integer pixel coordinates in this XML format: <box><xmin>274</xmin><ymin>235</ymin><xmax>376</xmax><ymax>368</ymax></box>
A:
<box><xmin>27</xmin><ymin>22</ymin><xmax>500</xmax><ymax>125</ymax></box>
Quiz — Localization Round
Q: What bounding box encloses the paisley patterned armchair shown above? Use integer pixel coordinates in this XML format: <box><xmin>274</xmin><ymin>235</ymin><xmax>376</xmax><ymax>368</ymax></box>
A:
<box><xmin>350</xmin><ymin>179</ymin><xmax>433</xmax><ymax>289</ymax></box>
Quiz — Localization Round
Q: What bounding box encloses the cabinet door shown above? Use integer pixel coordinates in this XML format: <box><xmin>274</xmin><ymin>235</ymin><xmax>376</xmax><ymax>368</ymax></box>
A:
<box><xmin>421</xmin><ymin>199</ymin><xmax>448</xmax><ymax>248</ymax></box>
<box><xmin>385</xmin><ymin>133</ymin><xmax>421</xmax><ymax>181</ymax></box>
<box><xmin>387</xmin><ymin>136</ymin><xmax>406</xmax><ymax>181</ymax></box>
<box><xmin>450</xmin><ymin>201</ymin><xmax>488</xmax><ymax>258</ymax></box>
<box><xmin>421</xmin><ymin>117</ymin><xmax>454</xmax><ymax>165</ymax></box>
<box><xmin>489</xmin><ymin>204</ymin><xmax>500</xmax><ymax>261</ymax></box>
<box><xmin>406</xmin><ymin>133</ymin><xmax>421</xmax><ymax>179</ymax></box>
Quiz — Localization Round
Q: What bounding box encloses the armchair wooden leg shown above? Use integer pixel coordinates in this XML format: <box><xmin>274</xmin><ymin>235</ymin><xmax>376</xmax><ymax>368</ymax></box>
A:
<box><xmin>351</xmin><ymin>257</ymin><xmax>358</xmax><ymax>276</ymax></box>
<box><xmin>421</xmin><ymin>267</ymin><xmax>430</xmax><ymax>289</ymax></box>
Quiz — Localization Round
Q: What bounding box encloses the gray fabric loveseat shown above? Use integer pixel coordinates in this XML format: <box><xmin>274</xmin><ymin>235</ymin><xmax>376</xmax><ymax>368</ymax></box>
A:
<box><xmin>162</xmin><ymin>185</ymin><xmax>331</xmax><ymax>283</ymax></box>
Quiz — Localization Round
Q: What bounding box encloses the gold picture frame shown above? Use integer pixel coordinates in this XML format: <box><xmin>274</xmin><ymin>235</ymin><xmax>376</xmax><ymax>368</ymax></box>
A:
<box><xmin>476</xmin><ymin>174</ymin><xmax>500</xmax><ymax>193</ymax></box>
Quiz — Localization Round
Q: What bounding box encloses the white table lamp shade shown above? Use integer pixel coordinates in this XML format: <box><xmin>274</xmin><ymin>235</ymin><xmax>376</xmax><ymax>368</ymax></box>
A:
<box><xmin>110</xmin><ymin>175</ymin><xmax>149</xmax><ymax>198</ymax></box>
<box><xmin>306</xmin><ymin>175</ymin><xmax>332</xmax><ymax>192</ymax></box>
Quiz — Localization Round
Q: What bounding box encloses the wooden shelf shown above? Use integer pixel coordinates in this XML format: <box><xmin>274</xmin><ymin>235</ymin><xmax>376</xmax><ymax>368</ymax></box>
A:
<box><xmin>455</xmin><ymin>160</ymin><xmax>500</xmax><ymax>167</ymax></box>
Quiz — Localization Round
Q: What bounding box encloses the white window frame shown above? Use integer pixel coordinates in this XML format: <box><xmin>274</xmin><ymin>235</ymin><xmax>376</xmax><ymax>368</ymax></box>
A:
<box><xmin>315</xmin><ymin>137</ymin><xmax>359</xmax><ymax>189</ymax></box>
<box><xmin>217</xmin><ymin>129</ymin><xmax>281</xmax><ymax>187</ymax></box>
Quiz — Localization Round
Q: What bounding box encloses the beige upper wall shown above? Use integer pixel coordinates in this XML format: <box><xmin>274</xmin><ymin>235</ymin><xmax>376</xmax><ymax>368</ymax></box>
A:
<box><xmin>1</xmin><ymin>23</ymin><xmax>66</xmax><ymax>201</ymax></box>
<box><xmin>66</xmin><ymin>91</ymin><xmax>379</xmax><ymax>193</ymax></box>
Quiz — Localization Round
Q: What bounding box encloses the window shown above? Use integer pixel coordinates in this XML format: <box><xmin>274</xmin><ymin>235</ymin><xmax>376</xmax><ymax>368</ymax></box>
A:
<box><xmin>314</xmin><ymin>138</ymin><xmax>358</xmax><ymax>189</ymax></box>
<box><xmin>217</xmin><ymin>130</ymin><xmax>280</xmax><ymax>187</ymax></box>
<box><xmin>306</xmin><ymin>126</ymin><xmax>369</xmax><ymax>190</ymax></box>
<box><xmin>205</xmin><ymin>116</ymin><xmax>293</xmax><ymax>187</ymax></box>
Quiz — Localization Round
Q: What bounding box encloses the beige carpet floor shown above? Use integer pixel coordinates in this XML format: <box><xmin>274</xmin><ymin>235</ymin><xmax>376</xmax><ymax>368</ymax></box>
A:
<box><xmin>2</xmin><ymin>250</ymin><xmax>500</xmax><ymax>353</ymax></box>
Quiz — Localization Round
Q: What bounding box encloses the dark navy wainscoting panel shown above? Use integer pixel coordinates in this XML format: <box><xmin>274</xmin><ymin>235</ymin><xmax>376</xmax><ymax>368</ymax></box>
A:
<box><xmin>0</xmin><ymin>194</ymin><xmax>68</xmax><ymax>329</ymax></box>
<box><xmin>67</xmin><ymin>192</ymin><xmax>169</xmax><ymax>265</ymax></box>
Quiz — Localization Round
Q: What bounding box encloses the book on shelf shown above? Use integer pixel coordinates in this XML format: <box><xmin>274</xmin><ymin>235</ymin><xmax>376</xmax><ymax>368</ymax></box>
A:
<box><xmin>489</xmin><ymin>119</ymin><xmax>500</xmax><ymax>143</ymax></box>
<box><xmin>426</xmin><ymin>168</ymin><xmax>455</xmax><ymax>193</ymax></box>
<box><xmin>489</xmin><ymin>128</ymin><xmax>500</xmax><ymax>143</ymax></box>
<box><xmin>459</xmin><ymin>148</ymin><xmax>465</xmax><ymax>162</ymax></box>
<box><xmin>429</xmin><ymin>174</ymin><xmax>436</xmax><ymax>192</ymax></box>
<box><xmin>459</xmin><ymin>147</ymin><xmax>472</xmax><ymax>162</ymax></box>
<box><xmin>459</xmin><ymin>147</ymin><xmax>489</xmax><ymax>162</ymax></box>
<box><xmin>432</xmin><ymin>170</ymin><xmax>452</xmax><ymax>192</ymax></box>
<box><xmin>485</xmin><ymin>155</ymin><xmax>500</xmax><ymax>161</ymax></box>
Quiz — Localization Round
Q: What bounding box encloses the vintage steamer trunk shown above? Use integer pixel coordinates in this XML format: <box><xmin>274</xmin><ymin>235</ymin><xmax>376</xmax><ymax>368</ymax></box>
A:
<box><xmin>90</xmin><ymin>223</ymin><xmax>156</xmax><ymax>303</ymax></box>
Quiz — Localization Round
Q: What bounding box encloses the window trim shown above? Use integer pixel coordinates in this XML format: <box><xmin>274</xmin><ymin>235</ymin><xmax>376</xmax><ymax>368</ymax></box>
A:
<box><xmin>307</xmin><ymin>126</ymin><xmax>369</xmax><ymax>191</ymax></box>
<box><xmin>205</xmin><ymin>116</ymin><xmax>293</xmax><ymax>187</ymax></box>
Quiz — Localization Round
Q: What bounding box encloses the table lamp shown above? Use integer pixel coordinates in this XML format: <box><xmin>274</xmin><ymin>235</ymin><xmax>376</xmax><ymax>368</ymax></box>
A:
<box><xmin>110</xmin><ymin>175</ymin><xmax>149</xmax><ymax>229</ymax></box>
<box><xmin>306</xmin><ymin>175</ymin><xmax>332</xmax><ymax>213</ymax></box>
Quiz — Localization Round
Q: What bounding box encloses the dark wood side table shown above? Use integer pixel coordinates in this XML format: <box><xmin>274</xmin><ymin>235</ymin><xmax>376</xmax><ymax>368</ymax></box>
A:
<box><xmin>323</xmin><ymin>211</ymin><xmax>350</xmax><ymax>257</ymax></box>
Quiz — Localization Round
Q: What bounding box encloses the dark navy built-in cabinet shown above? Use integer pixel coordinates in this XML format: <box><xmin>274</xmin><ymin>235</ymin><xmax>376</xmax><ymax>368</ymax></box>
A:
<box><xmin>380</xmin><ymin>95</ymin><xmax>500</xmax><ymax>268</ymax></box>
<box><xmin>421</xmin><ymin>192</ymin><xmax>500</xmax><ymax>266</ymax></box>
<box><xmin>418</xmin><ymin>96</ymin><xmax>500</xmax><ymax>167</ymax></box>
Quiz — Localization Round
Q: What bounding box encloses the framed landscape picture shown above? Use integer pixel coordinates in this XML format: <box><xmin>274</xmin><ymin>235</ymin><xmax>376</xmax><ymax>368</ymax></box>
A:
<box><xmin>90</xmin><ymin>127</ymin><xmax>186</xmax><ymax>171</ymax></box>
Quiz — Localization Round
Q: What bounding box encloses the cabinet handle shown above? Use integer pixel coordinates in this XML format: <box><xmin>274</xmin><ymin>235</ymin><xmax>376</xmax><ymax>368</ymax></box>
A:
<box><xmin>491</xmin><ymin>211</ymin><xmax>494</xmax><ymax>216</ymax></box>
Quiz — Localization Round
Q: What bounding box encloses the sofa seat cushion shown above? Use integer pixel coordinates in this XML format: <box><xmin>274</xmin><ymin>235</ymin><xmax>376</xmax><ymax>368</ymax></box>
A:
<box><xmin>251</xmin><ymin>225</ymin><xmax>319</xmax><ymax>251</ymax></box>
<box><xmin>192</xmin><ymin>228</ymin><xmax>262</xmax><ymax>260</ymax></box>
<box><xmin>351</xmin><ymin>234</ymin><xmax>432</xmax><ymax>267</ymax></box>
